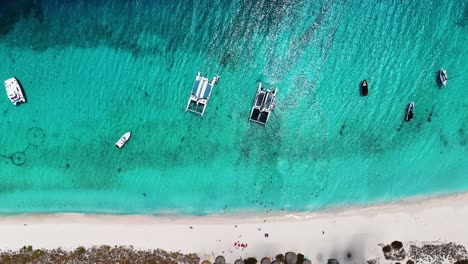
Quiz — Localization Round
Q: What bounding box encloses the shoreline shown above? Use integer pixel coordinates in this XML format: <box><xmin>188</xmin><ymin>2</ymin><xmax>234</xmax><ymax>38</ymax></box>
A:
<box><xmin>1</xmin><ymin>190</ymin><xmax>466</xmax><ymax>221</ymax></box>
<box><xmin>1</xmin><ymin>189</ymin><xmax>466</xmax><ymax>218</ymax></box>
<box><xmin>1</xmin><ymin>192</ymin><xmax>468</xmax><ymax>262</ymax></box>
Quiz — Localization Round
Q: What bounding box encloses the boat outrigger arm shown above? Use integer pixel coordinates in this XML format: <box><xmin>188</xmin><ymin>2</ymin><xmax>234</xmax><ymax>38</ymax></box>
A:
<box><xmin>185</xmin><ymin>72</ymin><xmax>220</xmax><ymax>117</ymax></box>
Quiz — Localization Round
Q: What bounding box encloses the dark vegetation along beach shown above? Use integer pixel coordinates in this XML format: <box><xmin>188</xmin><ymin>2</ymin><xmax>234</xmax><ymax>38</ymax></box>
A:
<box><xmin>1</xmin><ymin>241</ymin><xmax>467</xmax><ymax>264</ymax></box>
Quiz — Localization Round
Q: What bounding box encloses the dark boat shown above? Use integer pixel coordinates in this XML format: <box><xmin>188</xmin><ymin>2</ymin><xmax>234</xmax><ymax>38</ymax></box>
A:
<box><xmin>405</xmin><ymin>102</ymin><xmax>414</xmax><ymax>122</ymax></box>
<box><xmin>438</xmin><ymin>68</ymin><xmax>447</xmax><ymax>87</ymax></box>
<box><xmin>361</xmin><ymin>80</ymin><xmax>368</xmax><ymax>96</ymax></box>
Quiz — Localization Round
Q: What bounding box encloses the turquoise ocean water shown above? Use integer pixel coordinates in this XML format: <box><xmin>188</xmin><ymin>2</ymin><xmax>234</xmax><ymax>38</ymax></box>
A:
<box><xmin>0</xmin><ymin>0</ymin><xmax>467</xmax><ymax>215</ymax></box>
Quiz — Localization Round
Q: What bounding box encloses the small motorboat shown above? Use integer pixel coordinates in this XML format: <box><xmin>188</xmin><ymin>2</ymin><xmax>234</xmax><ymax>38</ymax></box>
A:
<box><xmin>361</xmin><ymin>79</ymin><xmax>368</xmax><ymax>96</ymax></box>
<box><xmin>405</xmin><ymin>102</ymin><xmax>414</xmax><ymax>122</ymax></box>
<box><xmin>439</xmin><ymin>69</ymin><xmax>448</xmax><ymax>86</ymax></box>
<box><xmin>4</xmin><ymin>77</ymin><xmax>26</xmax><ymax>105</ymax></box>
<box><xmin>116</xmin><ymin>131</ymin><xmax>131</xmax><ymax>148</ymax></box>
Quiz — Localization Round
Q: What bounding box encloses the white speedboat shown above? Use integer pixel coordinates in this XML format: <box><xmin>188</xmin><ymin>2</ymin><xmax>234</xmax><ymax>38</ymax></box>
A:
<box><xmin>116</xmin><ymin>132</ymin><xmax>131</xmax><ymax>149</ymax></box>
<box><xmin>4</xmin><ymin>77</ymin><xmax>26</xmax><ymax>105</ymax></box>
<box><xmin>439</xmin><ymin>69</ymin><xmax>447</xmax><ymax>86</ymax></box>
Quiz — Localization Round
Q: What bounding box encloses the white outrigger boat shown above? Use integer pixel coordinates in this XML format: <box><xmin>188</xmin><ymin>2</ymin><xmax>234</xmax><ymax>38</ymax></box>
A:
<box><xmin>116</xmin><ymin>131</ymin><xmax>131</xmax><ymax>149</ymax></box>
<box><xmin>4</xmin><ymin>77</ymin><xmax>26</xmax><ymax>105</ymax></box>
<box><xmin>439</xmin><ymin>68</ymin><xmax>448</xmax><ymax>87</ymax></box>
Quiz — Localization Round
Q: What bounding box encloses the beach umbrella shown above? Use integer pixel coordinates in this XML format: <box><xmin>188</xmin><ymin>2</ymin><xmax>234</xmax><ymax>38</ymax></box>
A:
<box><xmin>215</xmin><ymin>256</ymin><xmax>226</xmax><ymax>264</ymax></box>
<box><xmin>303</xmin><ymin>260</ymin><xmax>312</xmax><ymax>264</ymax></box>
<box><xmin>260</xmin><ymin>257</ymin><xmax>271</xmax><ymax>264</ymax></box>
<box><xmin>234</xmin><ymin>259</ymin><xmax>245</xmax><ymax>264</ymax></box>
<box><xmin>285</xmin><ymin>252</ymin><xmax>297</xmax><ymax>264</ymax></box>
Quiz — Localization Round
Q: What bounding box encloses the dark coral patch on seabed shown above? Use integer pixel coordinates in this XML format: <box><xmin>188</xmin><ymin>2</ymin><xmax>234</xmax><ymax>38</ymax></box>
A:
<box><xmin>0</xmin><ymin>0</ymin><xmax>44</xmax><ymax>35</ymax></box>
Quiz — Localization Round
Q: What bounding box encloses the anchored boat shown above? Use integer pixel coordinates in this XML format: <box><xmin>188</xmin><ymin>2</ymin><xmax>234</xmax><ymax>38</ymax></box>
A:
<box><xmin>439</xmin><ymin>69</ymin><xmax>448</xmax><ymax>87</ymax></box>
<box><xmin>249</xmin><ymin>83</ymin><xmax>277</xmax><ymax>126</ymax></box>
<box><xmin>116</xmin><ymin>132</ymin><xmax>131</xmax><ymax>149</ymax></box>
<box><xmin>405</xmin><ymin>102</ymin><xmax>414</xmax><ymax>122</ymax></box>
<box><xmin>4</xmin><ymin>77</ymin><xmax>26</xmax><ymax>105</ymax></box>
<box><xmin>361</xmin><ymin>79</ymin><xmax>368</xmax><ymax>96</ymax></box>
<box><xmin>185</xmin><ymin>72</ymin><xmax>220</xmax><ymax>117</ymax></box>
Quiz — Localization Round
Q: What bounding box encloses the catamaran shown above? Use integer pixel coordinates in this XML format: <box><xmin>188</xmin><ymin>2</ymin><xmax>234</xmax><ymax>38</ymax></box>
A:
<box><xmin>116</xmin><ymin>132</ymin><xmax>131</xmax><ymax>149</ymax></box>
<box><xmin>4</xmin><ymin>77</ymin><xmax>26</xmax><ymax>105</ymax></box>
<box><xmin>185</xmin><ymin>72</ymin><xmax>220</xmax><ymax>117</ymax></box>
<box><xmin>249</xmin><ymin>83</ymin><xmax>277</xmax><ymax>126</ymax></box>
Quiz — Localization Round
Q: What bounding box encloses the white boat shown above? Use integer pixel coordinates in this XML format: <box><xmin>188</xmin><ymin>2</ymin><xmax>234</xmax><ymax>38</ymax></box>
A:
<box><xmin>115</xmin><ymin>132</ymin><xmax>131</xmax><ymax>149</ymax></box>
<box><xmin>439</xmin><ymin>69</ymin><xmax>448</xmax><ymax>86</ymax></box>
<box><xmin>4</xmin><ymin>77</ymin><xmax>26</xmax><ymax>105</ymax></box>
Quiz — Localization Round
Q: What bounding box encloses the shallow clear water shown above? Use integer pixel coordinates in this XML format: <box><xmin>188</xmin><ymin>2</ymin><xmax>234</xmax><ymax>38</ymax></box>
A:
<box><xmin>0</xmin><ymin>0</ymin><xmax>467</xmax><ymax>214</ymax></box>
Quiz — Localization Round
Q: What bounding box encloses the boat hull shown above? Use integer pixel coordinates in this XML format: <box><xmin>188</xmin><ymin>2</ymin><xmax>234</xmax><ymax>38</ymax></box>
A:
<box><xmin>116</xmin><ymin>132</ymin><xmax>131</xmax><ymax>149</ymax></box>
<box><xmin>439</xmin><ymin>69</ymin><xmax>447</xmax><ymax>87</ymax></box>
<box><xmin>361</xmin><ymin>80</ymin><xmax>368</xmax><ymax>96</ymax></box>
<box><xmin>405</xmin><ymin>102</ymin><xmax>414</xmax><ymax>122</ymax></box>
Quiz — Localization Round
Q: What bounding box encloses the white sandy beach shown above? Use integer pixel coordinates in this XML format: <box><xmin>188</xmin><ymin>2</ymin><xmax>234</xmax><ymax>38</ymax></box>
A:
<box><xmin>1</xmin><ymin>193</ymin><xmax>468</xmax><ymax>263</ymax></box>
